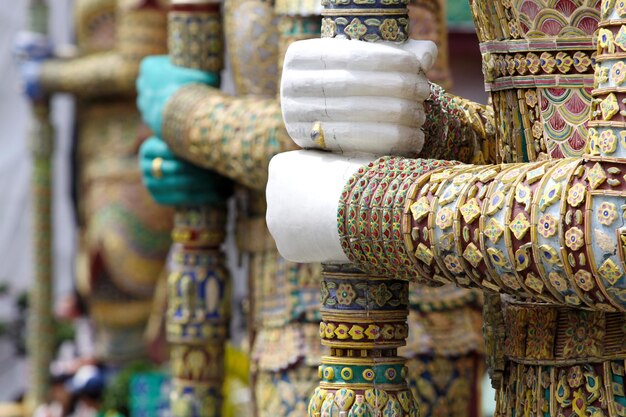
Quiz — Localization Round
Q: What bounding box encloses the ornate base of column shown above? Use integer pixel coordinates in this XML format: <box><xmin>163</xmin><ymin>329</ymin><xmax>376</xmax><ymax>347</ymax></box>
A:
<box><xmin>493</xmin><ymin>302</ymin><xmax>626</xmax><ymax>417</ymax></box>
<box><xmin>309</xmin><ymin>265</ymin><xmax>418</xmax><ymax>417</ymax></box>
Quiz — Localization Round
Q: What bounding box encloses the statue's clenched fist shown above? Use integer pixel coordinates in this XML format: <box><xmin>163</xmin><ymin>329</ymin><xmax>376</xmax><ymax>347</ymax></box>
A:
<box><xmin>139</xmin><ymin>136</ymin><xmax>231</xmax><ymax>207</ymax></box>
<box><xmin>280</xmin><ymin>38</ymin><xmax>437</xmax><ymax>156</ymax></box>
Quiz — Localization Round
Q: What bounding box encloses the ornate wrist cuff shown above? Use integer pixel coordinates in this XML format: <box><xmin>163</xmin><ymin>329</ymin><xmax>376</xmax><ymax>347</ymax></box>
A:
<box><xmin>321</xmin><ymin>0</ymin><xmax>409</xmax><ymax>43</ymax></box>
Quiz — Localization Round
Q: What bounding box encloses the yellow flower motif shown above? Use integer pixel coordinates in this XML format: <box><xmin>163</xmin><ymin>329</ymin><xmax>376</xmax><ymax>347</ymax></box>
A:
<box><xmin>508</xmin><ymin>20</ymin><xmax>521</xmax><ymax>38</ymax></box>
<box><xmin>599</xmin><ymin>130</ymin><xmax>618</xmax><ymax>154</ymax></box>
<box><xmin>336</xmin><ymin>283</ymin><xmax>357</xmax><ymax>306</ymax></box>
<box><xmin>319</xmin><ymin>322</ymin><xmax>326</xmax><ymax>338</ymax></box>
<box><xmin>379</xmin><ymin>18</ymin><xmax>399</xmax><ymax>41</ymax></box>
<box><xmin>444</xmin><ymin>254</ymin><xmax>464</xmax><ymax>274</ymax></box>
<box><xmin>612</xmin><ymin>61</ymin><xmax>626</xmax><ymax>85</ymax></box>
<box><xmin>532</xmin><ymin>121</ymin><xmax>544</xmax><ymax>139</ymax></box>
<box><xmin>525</xmin><ymin>90</ymin><xmax>538</xmax><ymax>107</ymax></box>
<box><xmin>435</xmin><ymin>207</ymin><xmax>454</xmax><ymax>230</ymax></box>
<box><xmin>340</xmin><ymin>367</ymin><xmax>353</xmax><ymax>381</ymax></box>
<box><xmin>565</xmin><ymin>227</ymin><xmax>584</xmax><ymax>251</ymax></box>
<box><xmin>601</xmin><ymin>93</ymin><xmax>619</xmax><ymax>121</ymax></box>
<box><xmin>556</xmin><ymin>52</ymin><xmax>574</xmax><ymax>73</ymax></box>
<box><xmin>362</xmin><ymin>369</ymin><xmax>375</xmax><ymax>381</ymax></box>
<box><xmin>574</xmin><ymin>269</ymin><xmax>595</xmax><ymax>291</ymax></box>
<box><xmin>573</xmin><ymin>51</ymin><xmax>592</xmax><ymax>72</ymax></box>
<box><xmin>537</xmin><ymin>214</ymin><xmax>558</xmax><ymax>238</ymax></box>
<box><xmin>539</xmin><ymin>182</ymin><xmax>561</xmax><ymax>210</ymax></box>
<box><xmin>549</xmin><ymin>272</ymin><xmax>568</xmax><ymax>292</ymax></box>
<box><xmin>597</xmin><ymin>202</ymin><xmax>618</xmax><ymax>226</ymax></box>
<box><xmin>567</xmin><ymin>183</ymin><xmax>586</xmax><ymax>207</ymax></box>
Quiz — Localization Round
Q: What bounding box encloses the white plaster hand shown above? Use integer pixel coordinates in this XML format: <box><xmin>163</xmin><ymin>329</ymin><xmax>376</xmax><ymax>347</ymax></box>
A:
<box><xmin>280</xmin><ymin>38</ymin><xmax>437</xmax><ymax>156</ymax></box>
<box><xmin>266</xmin><ymin>150</ymin><xmax>374</xmax><ymax>263</ymax></box>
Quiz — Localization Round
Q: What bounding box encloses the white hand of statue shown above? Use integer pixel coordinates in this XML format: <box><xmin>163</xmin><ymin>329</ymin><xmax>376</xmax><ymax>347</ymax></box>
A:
<box><xmin>280</xmin><ymin>38</ymin><xmax>437</xmax><ymax>156</ymax></box>
<box><xmin>267</xmin><ymin>150</ymin><xmax>374</xmax><ymax>263</ymax></box>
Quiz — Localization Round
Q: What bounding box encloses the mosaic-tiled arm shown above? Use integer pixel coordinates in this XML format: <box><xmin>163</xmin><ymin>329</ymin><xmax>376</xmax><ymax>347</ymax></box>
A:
<box><xmin>161</xmin><ymin>87</ymin><xmax>296</xmax><ymax>191</ymax></box>
<box><xmin>39</xmin><ymin>2</ymin><xmax>166</xmax><ymax>97</ymax></box>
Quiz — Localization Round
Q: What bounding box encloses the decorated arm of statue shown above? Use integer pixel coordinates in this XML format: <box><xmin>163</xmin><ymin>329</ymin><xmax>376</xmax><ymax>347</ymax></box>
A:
<box><xmin>267</xmin><ymin>33</ymin><xmax>626</xmax><ymax>313</ymax></box>
<box><xmin>38</xmin><ymin>2</ymin><xmax>166</xmax><ymax>97</ymax></box>
<box><xmin>160</xmin><ymin>84</ymin><xmax>296</xmax><ymax>191</ymax></box>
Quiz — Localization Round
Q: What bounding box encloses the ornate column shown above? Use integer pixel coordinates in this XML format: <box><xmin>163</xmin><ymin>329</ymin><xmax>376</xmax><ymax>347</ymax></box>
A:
<box><xmin>307</xmin><ymin>2</ymin><xmax>419</xmax><ymax>416</ymax></box>
<box><xmin>166</xmin><ymin>2</ymin><xmax>229</xmax><ymax>416</ymax></box>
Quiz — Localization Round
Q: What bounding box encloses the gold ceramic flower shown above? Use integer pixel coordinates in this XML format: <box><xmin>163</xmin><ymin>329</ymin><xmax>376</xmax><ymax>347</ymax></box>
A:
<box><xmin>549</xmin><ymin>272</ymin><xmax>568</xmax><ymax>292</ymax></box>
<box><xmin>597</xmin><ymin>202</ymin><xmax>618</xmax><ymax>226</ymax></box>
<box><xmin>444</xmin><ymin>254</ymin><xmax>464</xmax><ymax>274</ymax></box>
<box><xmin>567</xmin><ymin>183</ymin><xmax>585</xmax><ymax>207</ymax></box>
<box><xmin>612</xmin><ymin>61</ymin><xmax>626</xmax><ymax>85</ymax></box>
<box><xmin>435</xmin><ymin>207</ymin><xmax>454</xmax><ymax>230</ymax></box>
<box><xmin>336</xmin><ymin>283</ymin><xmax>357</xmax><ymax>306</ymax></box>
<box><xmin>538</xmin><ymin>214</ymin><xmax>558</xmax><ymax>238</ymax></box>
<box><xmin>565</xmin><ymin>227</ymin><xmax>584</xmax><ymax>251</ymax></box>
<box><xmin>574</xmin><ymin>269</ymin><xmax>595</xmax><ymax>291</ymax></box>
<box><xmin>525</xmin><ymin>90</ymin><xmax>538</xmax><ymax>107</ymax></box>
<box><xmin>379</xmin><ymin>19</ymin><xmax>399</xmax><ymax>41</ymax></box>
